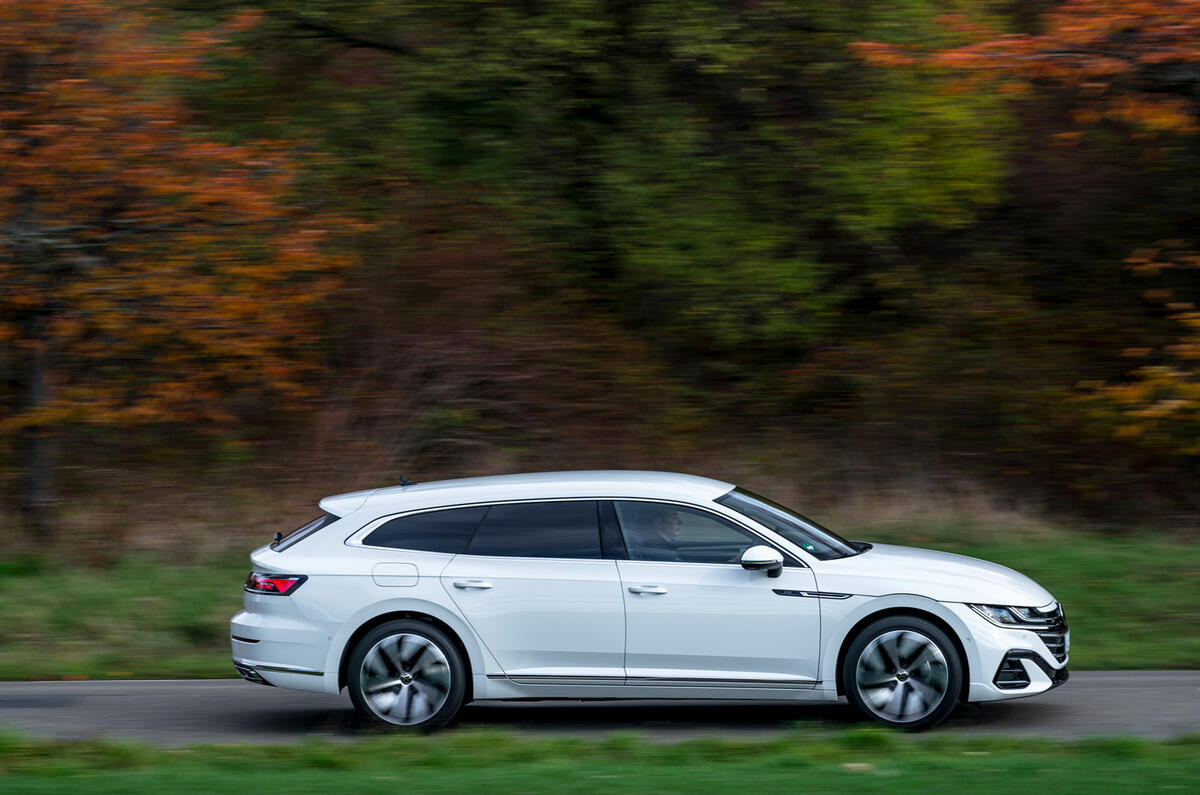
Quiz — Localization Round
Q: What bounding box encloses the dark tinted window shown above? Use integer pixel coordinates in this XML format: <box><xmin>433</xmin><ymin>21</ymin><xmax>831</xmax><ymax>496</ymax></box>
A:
<box><xmin>363</xmin><ymin>506</ymin><xmax>487</xmax><ymax>553</ymax></box>
<box><xmin>467</xmin><ymin>501</ymin><xmax>601</xmax><ymax>559</ymax></box>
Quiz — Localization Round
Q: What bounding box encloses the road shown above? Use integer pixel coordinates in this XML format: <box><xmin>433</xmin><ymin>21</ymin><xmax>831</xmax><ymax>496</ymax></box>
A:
<box><xmin>1</xmin><ymin>672</ymin><xmax>1197</xmax><ymax>746</ymax></box>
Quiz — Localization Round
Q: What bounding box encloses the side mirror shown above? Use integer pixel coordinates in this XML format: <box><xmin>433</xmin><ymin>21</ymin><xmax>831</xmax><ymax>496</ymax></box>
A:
<box><xmin>741</xmin><ymin>545</ymin><xmax>784</xmax><ymax>578</ymax></box>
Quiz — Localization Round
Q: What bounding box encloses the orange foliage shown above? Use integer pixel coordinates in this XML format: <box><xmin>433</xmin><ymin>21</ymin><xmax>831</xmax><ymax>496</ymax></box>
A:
<box><xmin>1086</xmin><ymin>247</ymin><xmax>1200</xmax><ymax>453</ymax></box>
<box><xmin>856</xmin><ymin>0</ymin><xmax>1200</xmax><ymax>134</ymax></box>
<box><xmin>0</xmin><ymin>1</ymin><xmax>350</xmax><ymax>431</ymax></box>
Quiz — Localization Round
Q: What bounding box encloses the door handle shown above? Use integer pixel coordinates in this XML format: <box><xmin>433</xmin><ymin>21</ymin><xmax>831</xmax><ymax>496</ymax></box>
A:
<box><xmin>453</xmin><ymin>580</ymin><xmax>493</xmax><ymax>590</ymax></box>
<box><xmin>628</xmin><ymin>585</ymin><xmax>667</xmax><ymax>595</ymax></box>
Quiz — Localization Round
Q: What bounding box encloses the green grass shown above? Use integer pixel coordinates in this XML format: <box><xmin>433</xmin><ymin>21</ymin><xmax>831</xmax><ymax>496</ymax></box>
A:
<box><xmin>0</xmin><ymin>555</ymin><xmax>246</xmax><ymax>680</ymax></box>
<box><xmin>0</xmin><ymin>527</ymin><xmax>1197</xmax><ymax>680</ymax></box>
<box><xmin>0</xmin><ymin>729</ymin><xmax>1198</xmax><ymax>793</ymax></box>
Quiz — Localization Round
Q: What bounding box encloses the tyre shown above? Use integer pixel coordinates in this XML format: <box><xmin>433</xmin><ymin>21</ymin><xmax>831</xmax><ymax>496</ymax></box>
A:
<box><xmin>841</xmin><ymin>615</ymin><xmax>962</xmax><ymax>730</ymax></box>
<box><xmin>347</xmin><ymin>619</ymin><xmax>467</xmax><ymax>730</ymax></box>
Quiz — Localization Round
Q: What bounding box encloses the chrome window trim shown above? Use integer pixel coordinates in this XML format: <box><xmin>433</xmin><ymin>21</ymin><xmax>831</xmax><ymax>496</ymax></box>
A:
<box><xmin>344</xmin><ymin>495</ymin><xmax>806</xmax><ymax>567</ymax></box>
<box><xmin>345</xmin><ymin>497</ymin><xmax>607</xmax><ymax>553</ymax></box>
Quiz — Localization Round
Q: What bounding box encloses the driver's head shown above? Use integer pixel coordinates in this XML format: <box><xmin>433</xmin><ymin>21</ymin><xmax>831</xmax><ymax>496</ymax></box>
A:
<box><xmin>652</xmin><ymin>510</ymin><xmax>683</xmax><ymax>542</ymax></box>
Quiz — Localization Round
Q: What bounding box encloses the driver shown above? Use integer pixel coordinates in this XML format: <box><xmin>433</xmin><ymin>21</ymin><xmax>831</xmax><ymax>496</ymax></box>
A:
<box><xmin>639</xmin><ymin>508</ymin><xmax>684</xmax><ymax>561</ymax></box>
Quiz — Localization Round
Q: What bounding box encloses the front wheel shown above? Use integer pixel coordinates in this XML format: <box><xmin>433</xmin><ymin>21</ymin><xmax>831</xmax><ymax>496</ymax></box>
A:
<box><xmin>841</xmin><ymin>616</ymin><xmax>962</xmax><ymax>730</ymax></box>
<box><xmin>347</xmin><ymin>620</ymin><xmax>467</xmax><ymax>730</ymax></box>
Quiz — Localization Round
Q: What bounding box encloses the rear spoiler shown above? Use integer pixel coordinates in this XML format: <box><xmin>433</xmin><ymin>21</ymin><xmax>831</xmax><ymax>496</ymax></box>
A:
<box><xmin>318</xmin><ymin>488</ymin><xmax>377</xmax><ymax>517</ymax></box>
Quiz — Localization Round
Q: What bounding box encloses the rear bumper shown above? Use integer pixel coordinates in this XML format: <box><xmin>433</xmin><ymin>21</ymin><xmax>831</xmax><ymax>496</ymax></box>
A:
<box><xmin>231</xmin><ymin>653</ymin><xmax>326</xmax><ymax>689</ymax></box>
<box><xmin>230</xmin><ymin>607</ymin><xmax>337</xmax><ymax>693</ymax></box>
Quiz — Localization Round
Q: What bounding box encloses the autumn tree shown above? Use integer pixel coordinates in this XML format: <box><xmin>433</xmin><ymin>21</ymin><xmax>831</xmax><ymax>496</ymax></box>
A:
<box><xmin>175</xmin><ymin>0</ymin><xmax>1008</xmax><ymax>390</ymax></box>
<box><xmin>856</xmin><ymin>2</ymin><xmax>1200</xmax><ymax>454</ymax></box>
<box><xmin>0</xmin><ymin>1</ymin><xmax>347</xmax><ymax>537</ymax></box>
<box><xmin>1083</xmin><ymin>247</ymin><xmax>1200</xmax><ymax>456</ymax></box>
<box><xmin>858</xmin><ymin>1</ymin><xmax>1200</xmax><ymax>133</ymax></box>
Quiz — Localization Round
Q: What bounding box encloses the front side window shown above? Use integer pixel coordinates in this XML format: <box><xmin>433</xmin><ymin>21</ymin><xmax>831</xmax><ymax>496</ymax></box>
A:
<box><xmin>466</xmin><ymin>501</ymin><xmax>601</xmax><ymax>559</ymax></box>
<box><xmin>614</xmin><ymin>501</ymin><xmax>761</xmax><ymax>564</ymax></box>
<box><xmin>363</xmin><ymin>506</ymin><xmax>488</xmax><ymax>553</ymax></box>
<box><xmin>715</xmin><ymin>488</ymin><xmax>858</xmax><ymax>560</ymax></box>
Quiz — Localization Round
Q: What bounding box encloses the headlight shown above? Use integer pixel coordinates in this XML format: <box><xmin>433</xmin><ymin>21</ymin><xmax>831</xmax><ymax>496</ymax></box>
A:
<box><xmin>969</xmin><ymin>602</ymin><xmax>1060</xmax><ymax>627</ymax></box>
<box><xmin>969</xmin><ymin>604</ymin><xmax>1020</xmax><ymax>625</ymax></box>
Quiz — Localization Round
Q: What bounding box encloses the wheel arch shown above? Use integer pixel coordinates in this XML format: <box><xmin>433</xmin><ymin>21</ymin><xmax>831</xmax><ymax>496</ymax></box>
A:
<box><xmin>832</xmin><ymin>602</ymin><xmax>972</xmax><ymax>703</ymax></box>
<box><xmin>336</xmin><ymin>608</ymin><xmax>479</xmax><ymax>701</ymax></box>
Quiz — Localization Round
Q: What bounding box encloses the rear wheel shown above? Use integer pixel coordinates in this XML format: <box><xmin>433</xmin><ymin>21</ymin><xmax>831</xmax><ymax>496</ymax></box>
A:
<box><xmin>347</xmin><ymin>620</ymin><xmax>466</xmax><ymax>730</ymax></box>
<box><xmin>842</xmin><ymin>615</ymin><xmax>962</xmax><ymax>730</ymax></box>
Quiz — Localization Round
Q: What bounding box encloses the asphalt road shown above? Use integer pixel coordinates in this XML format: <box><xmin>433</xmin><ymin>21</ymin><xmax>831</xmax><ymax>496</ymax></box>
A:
<box><xmin>1</xmin><ymin>672</ymin><xmax>1197</xmax><ymax>746</ymax></box>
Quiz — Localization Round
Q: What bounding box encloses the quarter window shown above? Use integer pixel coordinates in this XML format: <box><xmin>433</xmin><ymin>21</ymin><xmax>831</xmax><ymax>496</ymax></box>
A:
<box><xmin>274</xmin><ymin>513</ymin><xmax>339</xmax><ymax>552</ymax></box>
<box><xmin>363</xmin><ymin>506</ymin><xmax>487</xmax><ymax>553</ymax></box>
<box><xmin>614</xmin><ymin>501</ymin><xmax>761</xmax><ymax>564</ymax></box>
<box><xmin>466</xmin><ymin>501</ymin><xmax>601</xmax><ymax>559</ymax></box>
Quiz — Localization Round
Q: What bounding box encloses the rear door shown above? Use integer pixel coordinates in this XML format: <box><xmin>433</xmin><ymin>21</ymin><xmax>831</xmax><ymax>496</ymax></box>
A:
<box><xmin>440</xmin><ymin>500</ymin><xmax>626</xmax><ymax>681</ymax></box>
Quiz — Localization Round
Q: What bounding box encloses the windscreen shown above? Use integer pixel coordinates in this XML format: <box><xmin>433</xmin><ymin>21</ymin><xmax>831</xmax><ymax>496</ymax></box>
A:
<box><xmin>715</xmin><ymin>488</ymin><xmax>858</xmax><ymax>560</ymax></box>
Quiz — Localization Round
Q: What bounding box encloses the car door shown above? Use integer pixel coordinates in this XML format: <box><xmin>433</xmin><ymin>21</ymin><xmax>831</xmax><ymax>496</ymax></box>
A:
<box><xmin>440</xmin><ymin>500</ymin><xmax>626</xmax><ymax>681</ymax></box>
<box><xmin>614</xmin><ymin>500</ymin><xmax>822</xmax><ymax>685</ymax></box>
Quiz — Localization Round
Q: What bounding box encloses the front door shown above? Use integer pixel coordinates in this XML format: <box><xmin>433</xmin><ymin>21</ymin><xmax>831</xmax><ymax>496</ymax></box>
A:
<box><xmin>441</xmin><ymin>500</ymin><xmax>625</xmax><ymax>680</ymax></box>
<box><xmin>613</xmin><ymin>500</ymin><xmax>821</xmax><ymax>685</ymax></box>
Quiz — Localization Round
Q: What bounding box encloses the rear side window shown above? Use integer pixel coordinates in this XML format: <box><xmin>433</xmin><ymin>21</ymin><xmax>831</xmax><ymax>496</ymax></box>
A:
<box><xmin>466</xmin><ymin>501</ymin><xmax>601</xmax><ymax>559</ymax></box>
<box><xmin>274</xmin><ymin>513</ymin><xmax>339</xmax><ymax>552</ymax></box>
<box><xmin>364</xmin><ymin>506</ymin><xmax>488</xmax><ymax>553</ymax></box>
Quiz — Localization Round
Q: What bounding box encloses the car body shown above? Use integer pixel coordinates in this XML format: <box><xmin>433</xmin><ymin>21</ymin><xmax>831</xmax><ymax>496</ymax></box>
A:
<box><xmin>230</xmin><ymin>470</ymin><xmax>1068</xmax><ymax>729</ymax></box>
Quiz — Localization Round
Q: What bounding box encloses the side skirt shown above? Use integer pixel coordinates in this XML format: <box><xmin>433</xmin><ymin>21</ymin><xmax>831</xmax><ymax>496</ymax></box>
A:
<box><xmin>475</xmin><ymin>674</ymin><xmax>834</xmax><ymax>702</ymax></box>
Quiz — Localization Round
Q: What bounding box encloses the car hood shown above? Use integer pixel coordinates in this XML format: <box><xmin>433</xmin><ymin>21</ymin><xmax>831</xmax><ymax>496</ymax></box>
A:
<box><xmin>814</xmin><ymin>542</ymin><xmax>1055</xmax><ymax>606</ymax></box>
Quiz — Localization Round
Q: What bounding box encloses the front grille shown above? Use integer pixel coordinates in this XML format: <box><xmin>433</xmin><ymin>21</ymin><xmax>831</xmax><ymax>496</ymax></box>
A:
<box><xmin>1031</xmin><ymin>604</ymin><xmax>1068</xmax><ymax>663</ymax></box>
<box><xmin>1028</xmin><ymin>603</ymin><xmax>1065</xmax><ymax>626</ymax></box>
<box><xmin>1037</xmin><ymin>628</ymin><xmax>1068</xmax><ymax>662</ymax></box>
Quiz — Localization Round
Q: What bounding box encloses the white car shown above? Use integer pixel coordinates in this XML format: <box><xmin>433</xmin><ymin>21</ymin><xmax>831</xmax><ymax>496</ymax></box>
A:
<box><xmin>231</xmin><ymin>471</ymin><xmax>1068</xmax><ymax>730</ymax></box>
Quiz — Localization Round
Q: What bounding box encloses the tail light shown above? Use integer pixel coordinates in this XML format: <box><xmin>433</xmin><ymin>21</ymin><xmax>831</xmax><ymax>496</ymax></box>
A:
<box><xmin>245</xmin><ymin>572</ymin><xmax>307</xmax><ymax>595</ymax></box>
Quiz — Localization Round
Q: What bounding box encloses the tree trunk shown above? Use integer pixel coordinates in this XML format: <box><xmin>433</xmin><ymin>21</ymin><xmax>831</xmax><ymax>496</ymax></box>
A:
<box><xmin>19</xmin><ymin>322</ymin><xmax>56</xmax><ymax>539</ymax></box>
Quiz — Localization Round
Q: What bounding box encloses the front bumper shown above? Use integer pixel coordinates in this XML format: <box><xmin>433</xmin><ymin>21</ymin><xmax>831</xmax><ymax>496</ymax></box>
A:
<box><xmin>945</xmin><ymin>602</ymin><xmax>1069</xmax><ymax>702</ymax></box>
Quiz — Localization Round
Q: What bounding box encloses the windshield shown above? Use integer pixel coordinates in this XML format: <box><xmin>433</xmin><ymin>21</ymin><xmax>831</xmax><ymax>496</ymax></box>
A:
<box><xmin>715</xmin><ymin>488</ymin><xmax>859</xmax><ymax>560</ymax></box>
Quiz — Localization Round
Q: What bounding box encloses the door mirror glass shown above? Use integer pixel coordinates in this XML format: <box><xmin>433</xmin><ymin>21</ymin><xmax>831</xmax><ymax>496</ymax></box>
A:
<box><xmin>741</xmin><ymin>545</ymin><xmax>784</xmax><ymax>578</ymax></box>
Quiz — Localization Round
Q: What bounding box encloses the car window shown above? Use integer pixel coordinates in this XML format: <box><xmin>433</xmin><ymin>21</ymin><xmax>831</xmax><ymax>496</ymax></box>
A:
<box><xmin>466</xmin><ymin>501</ymin><xmax>601</xmax><ymax>559</ymax></box>
<box><xmin>273</xmin><ymin>512</ymin><xmax>339</xmax><ymax>552</ymax></box>
<box><xmin>715</xmin><ymin>487</ymin><xmax>858</xmax><ymax>560</ymax></box>
<box><xmin>363</xmin><ymin>506</ymin><xmax>488</xmax><ymax>553</ymax></box>
<box><xmin>614</xmin><ymin>501</ymin><xmax>761</xmax><ymax>564</ymax></box>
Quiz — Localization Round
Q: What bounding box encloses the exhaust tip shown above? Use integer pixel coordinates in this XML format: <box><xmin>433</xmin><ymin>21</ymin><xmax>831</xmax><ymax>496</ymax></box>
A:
<box><xmin>233</xmin><ymin>661</ymin><xmax>274</xmax><ymax>687</ymax></box>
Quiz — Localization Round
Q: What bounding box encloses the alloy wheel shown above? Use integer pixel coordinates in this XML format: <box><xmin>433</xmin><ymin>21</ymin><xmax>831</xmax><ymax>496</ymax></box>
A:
<box><xmin>854</xmin><ymin>629</ymin><xmax>950</xmax><ymax>723</ymax></box>
<box><xmin>360</xmin><ymin>632</ymin><xmax>452</xmax><ymax>725</ymax></box>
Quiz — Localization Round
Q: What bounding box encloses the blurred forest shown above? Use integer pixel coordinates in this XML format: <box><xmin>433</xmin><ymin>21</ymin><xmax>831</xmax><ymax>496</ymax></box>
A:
<box><xmin>4</xmin><ymin>0</ymin><xmax>1200</xmax><ymax>548</ymax></box>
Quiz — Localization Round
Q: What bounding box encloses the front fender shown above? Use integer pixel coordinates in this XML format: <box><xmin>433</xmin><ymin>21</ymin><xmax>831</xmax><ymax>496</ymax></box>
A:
<box><xmin>818</xmin><ymin>593</ymin><xmax>976</xmax><ymax>695</ymax></box>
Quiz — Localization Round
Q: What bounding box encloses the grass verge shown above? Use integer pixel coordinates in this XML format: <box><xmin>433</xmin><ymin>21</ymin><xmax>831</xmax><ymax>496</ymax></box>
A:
<box><xmin>0</xmin><ymin>526</ymin><xmax>1197</xmax><ymax>680</ymax></box>
<box><xmin>0</xmin><ymin>729</ymin><xmax>1198</xmax><ymax>794</ymax></box>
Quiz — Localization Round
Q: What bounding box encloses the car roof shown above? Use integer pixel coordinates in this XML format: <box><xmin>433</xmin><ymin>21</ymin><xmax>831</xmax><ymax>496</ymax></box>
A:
<box><xmin>319</xmin><ymin>470</ymin><xmax>735</xmax><ymax>517</ymax></box>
